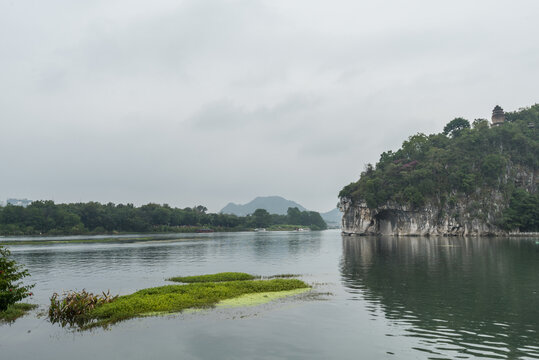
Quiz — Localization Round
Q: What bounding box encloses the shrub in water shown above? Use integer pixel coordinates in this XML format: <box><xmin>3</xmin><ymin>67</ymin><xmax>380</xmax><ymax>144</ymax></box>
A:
<box><xmin>49</xmin><ymin>289</ymin><xmax>118</xmax><ymax>327</ymax></box>
<box><xmin>0</xmin><ymin>246</ymin><xmax>34</xmax><ymax>311</ymax></box>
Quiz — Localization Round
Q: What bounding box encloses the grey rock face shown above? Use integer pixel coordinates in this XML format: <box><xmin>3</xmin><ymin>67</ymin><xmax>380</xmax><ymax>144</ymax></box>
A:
<box><xmin>340</xmin><ymin>198</ymin><xmax>503</xmax><ymax>236</ymax></box>
<box><xmin>339</xmin><ymin>165</ymin><xmax>537</xmax><ymax>237</ymax></box>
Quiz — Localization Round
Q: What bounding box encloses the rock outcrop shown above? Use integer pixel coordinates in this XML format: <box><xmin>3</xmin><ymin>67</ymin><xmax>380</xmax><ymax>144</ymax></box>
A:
<box><xmin>340</xmin><ymin>198</ymin><xmax>503</xmax><ymax>236</ymax></box>
<box><xmin>339</xmin><ymin>165</ymin><xmax>537</xmax><ymax>237</ymax></box>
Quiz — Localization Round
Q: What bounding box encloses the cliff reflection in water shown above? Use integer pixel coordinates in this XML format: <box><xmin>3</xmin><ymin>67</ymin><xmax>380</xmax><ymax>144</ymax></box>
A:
<box><xmin>341</xmin><ymin>236</ymin><xmax>539</xmax><ymax>359</ymax></box>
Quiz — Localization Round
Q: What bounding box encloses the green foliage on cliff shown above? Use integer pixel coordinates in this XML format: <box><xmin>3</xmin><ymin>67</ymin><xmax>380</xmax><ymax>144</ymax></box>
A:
<box><xmin>339</xmin><ymin>104</ymin><xmax>539</xmax><ymax>231</ymax></box>
<box><xmin>501</xmin><ymin>189</ymin><xmax>539</xmax><ymax>232</ymax></box>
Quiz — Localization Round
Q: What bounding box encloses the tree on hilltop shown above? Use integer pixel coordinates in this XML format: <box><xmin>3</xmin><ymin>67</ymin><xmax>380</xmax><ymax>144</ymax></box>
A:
<box><xmin>443</xmin><ymin>118</ymin><xmax>470</xmax><ymax>138</ymax></box>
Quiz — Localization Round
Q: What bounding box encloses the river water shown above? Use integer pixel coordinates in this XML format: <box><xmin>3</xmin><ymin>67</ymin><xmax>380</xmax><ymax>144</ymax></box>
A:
<box><xmin>1</xmin><ymin>230</ymin><xmax>538</xmax><ymax>359</ymax></box>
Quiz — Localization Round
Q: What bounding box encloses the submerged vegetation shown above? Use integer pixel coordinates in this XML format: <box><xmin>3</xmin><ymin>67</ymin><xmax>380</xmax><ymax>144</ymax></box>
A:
<box><xmin>339</xmin><ymin>104</ymin><xmax>539</xmax><ymax>231</ymax></box>
<box><xmin>0</xmin><ymin>201</ymin><xmax>326</xmax><ymax>236</ymax></box>
<box><xmin>0</xmin><ymin>303</ymin><xmax>37</xmax><ymax>323</ymax></box>
<box><xmin>48</xmin><ymin>273</ymin><xmax>310</xmax><ymax>329</ymax></box>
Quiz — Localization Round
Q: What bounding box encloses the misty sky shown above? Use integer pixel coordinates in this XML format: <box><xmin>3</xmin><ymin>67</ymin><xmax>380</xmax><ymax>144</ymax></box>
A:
<box><xmin>1</xmin><ymin>0</ymin><xmax>538</xmax><ymax>212</ymax></box>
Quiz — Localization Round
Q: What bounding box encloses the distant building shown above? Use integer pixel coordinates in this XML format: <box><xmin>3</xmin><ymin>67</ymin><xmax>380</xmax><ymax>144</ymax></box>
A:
<box><xmin>491</xmin><ymin>105</ymin><xmax>505</xmax><ymax>127</ymax></box>
<box><xmin>6</xmin><ymin>198</ymin><xmax>32</xmax><ymax>207</ymax></box>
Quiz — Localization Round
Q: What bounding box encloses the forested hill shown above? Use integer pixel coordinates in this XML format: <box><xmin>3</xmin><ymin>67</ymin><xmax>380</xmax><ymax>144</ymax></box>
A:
<box><xmin>339</xmin><ymin>104</ymin><xmax>539</xmax><ymax>232</ymax></box>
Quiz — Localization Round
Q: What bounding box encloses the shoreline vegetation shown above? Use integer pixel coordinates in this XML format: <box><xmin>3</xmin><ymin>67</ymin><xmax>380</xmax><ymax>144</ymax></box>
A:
<box><xmin>0</xmin><ymin>227</ymin><xmax>320</xmax><ymax>246</ymax></box>
<box><xmin>48</xmin><ymin>272</ymin><xmax>310</xmax><ymax>330</ymax></box>
<box><xmin>0</xmin><ymin>203</ymin><xmax>327</xmax><ymax>237</ymax></box>
<box><xmin>0</xmin><ymin>303</ymin><xmax>37</xmax><ymax>323</ymax></box>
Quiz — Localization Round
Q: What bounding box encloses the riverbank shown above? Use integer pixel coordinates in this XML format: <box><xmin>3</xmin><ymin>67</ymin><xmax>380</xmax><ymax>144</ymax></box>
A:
<box><xmin>0</xmin><ymin>228</ymin><xmax>324</xmax><ymax>245</ymax></box>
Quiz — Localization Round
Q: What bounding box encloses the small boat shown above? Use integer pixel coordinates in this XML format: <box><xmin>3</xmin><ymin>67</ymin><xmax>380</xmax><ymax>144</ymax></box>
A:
<box><xmin>254</xmin><ymin>228</ymin><xmax>267</xmax><ymax>232</ymax></box>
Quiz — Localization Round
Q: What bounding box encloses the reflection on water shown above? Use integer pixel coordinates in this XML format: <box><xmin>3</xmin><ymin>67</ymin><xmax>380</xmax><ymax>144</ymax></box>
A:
<box><xmin>2</xmin><ymin>231</ymin><xmax>538</xmax><ymax>360</ymax></box>
<box><xmin>7</xmin><ymin>232</ymin><xmax>324</xmax><ymax>305</ymax></box>
<box><xmin>341</xmin><ymin>236</ymin><xmax>539</xmax><ymax>359</ymax></box>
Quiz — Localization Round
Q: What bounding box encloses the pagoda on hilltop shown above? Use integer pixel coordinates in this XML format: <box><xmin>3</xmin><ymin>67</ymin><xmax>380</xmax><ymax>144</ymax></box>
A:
<box><xmin>491</xmin><ymin>105</ymin><xmax>505</xmax><ymax>127</ymax></box>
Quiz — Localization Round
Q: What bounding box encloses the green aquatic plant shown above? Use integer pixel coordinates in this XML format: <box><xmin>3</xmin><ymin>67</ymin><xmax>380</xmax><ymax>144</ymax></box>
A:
<box><xmin>167</xmin><ymin>272</ymin><xmax>256</xmax><ymax>283</ymax></box>
<box><xmin>216</xmin><ymin>288</ymin><xmax>310</xmax><ymax>308</ymax></box>
<box><xmin>87</xmin><ymin>278</ymin><xmax>309</xmax><ymax>328</ymax></box>
<box><xmin>48</xmin><ymin>289</ymin><xmax>118</xmax><ymax>327</ymax></box>
<box><xmin>47</xmin><ymin>273</ymin><xmax>310</xmax><ymax>329</ymax></box>
<box><xmin>0</xmin><ymin>303</ymin><xmax>37</xmax><ymax>323</ymax></box>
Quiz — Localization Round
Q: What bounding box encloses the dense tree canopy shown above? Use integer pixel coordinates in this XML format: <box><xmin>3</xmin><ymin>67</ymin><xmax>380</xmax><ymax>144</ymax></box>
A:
<box><xmin>339</xmin><ymin>104</ymin><xmax>539</xmax><ymax>231</ymax></box>
<box><xmin>0</xmin><ymin>202</ymin><xmax>327</xmax><ymax>235</ymax></box>
<box><xmin>442</xmin><ymin>117</ymin><xmax>471</xmax><ymax>138</ymax></box>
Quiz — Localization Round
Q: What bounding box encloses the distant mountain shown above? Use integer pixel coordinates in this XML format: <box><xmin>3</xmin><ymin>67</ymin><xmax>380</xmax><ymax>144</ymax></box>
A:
<box><xmin>220</xmin><ymin>196</ymin><xmax>306</xmax><ymax>216</ymax></box>
<box><xmin>220</xmin><ymin>196</ymin><xmax>342</xmax><ymax>228</ymax></box>
<box><xmin>320</xmin><ymin>208</ymin><xmax>342</xmax><ymax>228</ymax></box>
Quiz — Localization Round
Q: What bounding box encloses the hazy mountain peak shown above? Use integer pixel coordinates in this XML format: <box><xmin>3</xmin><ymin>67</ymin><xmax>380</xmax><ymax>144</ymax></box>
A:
<box><xmin>220</xmin><ymin>196</ymin><xmax>306</xmax><ymax>216</ymax></box>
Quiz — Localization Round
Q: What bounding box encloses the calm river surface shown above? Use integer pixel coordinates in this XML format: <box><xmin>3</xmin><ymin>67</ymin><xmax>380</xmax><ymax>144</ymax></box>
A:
<box><xmin>1</xmin><ymin>230</ymin><xmax>538</xmax><ymax>359</ymax></box>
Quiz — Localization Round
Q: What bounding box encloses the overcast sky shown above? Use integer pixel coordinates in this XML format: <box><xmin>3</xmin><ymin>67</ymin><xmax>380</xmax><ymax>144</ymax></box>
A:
<box><xmin>1</xmin><ymin>0</ymin><xmax>538</xmax><ymax>212</ymax></box>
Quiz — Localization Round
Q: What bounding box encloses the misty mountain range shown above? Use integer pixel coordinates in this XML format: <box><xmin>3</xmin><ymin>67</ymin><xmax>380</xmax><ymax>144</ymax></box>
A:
<box><xmin>220</xmin><ymin>196</ymin><xmax>341</xmax><ymax>227</ymax></box>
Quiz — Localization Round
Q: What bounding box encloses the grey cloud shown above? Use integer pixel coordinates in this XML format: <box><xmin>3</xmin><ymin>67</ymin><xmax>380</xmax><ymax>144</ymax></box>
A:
<box><xmin>188</xmin><ymin>94</ymin><xmax>320</xmax><ymax>134</ymax></box>
<box><xmin>1</xmin><ymin>0</ymin><xmax>538</xmax><ymax>212</ymax></box>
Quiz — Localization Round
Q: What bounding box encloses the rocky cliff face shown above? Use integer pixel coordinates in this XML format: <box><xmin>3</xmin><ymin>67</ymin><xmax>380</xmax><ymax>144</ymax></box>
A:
<box><xmin>339</xmin><ymin>198</ymin><xmax>503</xmax><ymax>236</ymax></box>
<box><xmin>339</xmin><ymin>165</ymin><xmax>537</xmax><ymax>236</ymax></box>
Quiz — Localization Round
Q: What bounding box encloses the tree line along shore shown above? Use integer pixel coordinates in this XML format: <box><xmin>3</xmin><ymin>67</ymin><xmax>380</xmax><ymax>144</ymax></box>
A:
<box><xmin>0</xmin><ymin>202</ymin><xmax>327</xmax><ymax>236</ymax></box>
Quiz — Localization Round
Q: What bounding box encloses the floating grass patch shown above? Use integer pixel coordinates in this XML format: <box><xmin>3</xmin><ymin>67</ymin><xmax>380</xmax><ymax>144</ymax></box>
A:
<box><xmin>0</xmin><ymin>303</ymin><xmax>37</xmax><ymax>323</ymax></box>
<box><xmin>47</xmin><ymin>273</ymin><xmax>310</xmax><ymax>329</ymax></box>
<box><xmin>85</xmin><ymin>278</ymin><xmax>308</xmax><ymax>328</ymax></box>
<box><xmin>167</xmin><ymin>272</ymin><xmax>256</xmax><ymax>283</ymax></box>
<box><xmin>216</xmin><ymin>288</ymin><xmax>310</xmax><ymax>308</ymax></box>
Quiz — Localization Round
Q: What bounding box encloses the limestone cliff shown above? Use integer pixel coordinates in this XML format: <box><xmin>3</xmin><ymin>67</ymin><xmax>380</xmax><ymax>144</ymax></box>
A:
<box><xmin>339</xmin><ymin>105</ymin><xmax>539</xmax><ymax>236</ymax></box>
<box><xmin>339</xmin><ymin>164</ymin><xmax>537</xmax><ymax>236</ymax></box>
<box><xmin>340</xmin><ymin>198</ymin><xmax>500</xmax><ymax>236</ymax></box>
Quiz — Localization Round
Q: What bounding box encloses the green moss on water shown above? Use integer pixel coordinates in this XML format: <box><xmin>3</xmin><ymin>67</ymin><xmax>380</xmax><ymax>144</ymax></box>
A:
<box><xmin>168</xmin><ymin>272</ymin><xmax>256</xmax><ymax>283</ymax></box>
<box><xmin>217</xmin><ymin>288</ymin><xmax>310</xmax><ymax>308</ymax></box>
<box><xmin>0</xmin><ymin>303</ymin><xmax>37</xmax><ymax>323</ymax></box>
<box><xmin>86</xmin><ymin>278</ymin><xmax>309</xmax><ymax>328</ymax></box>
